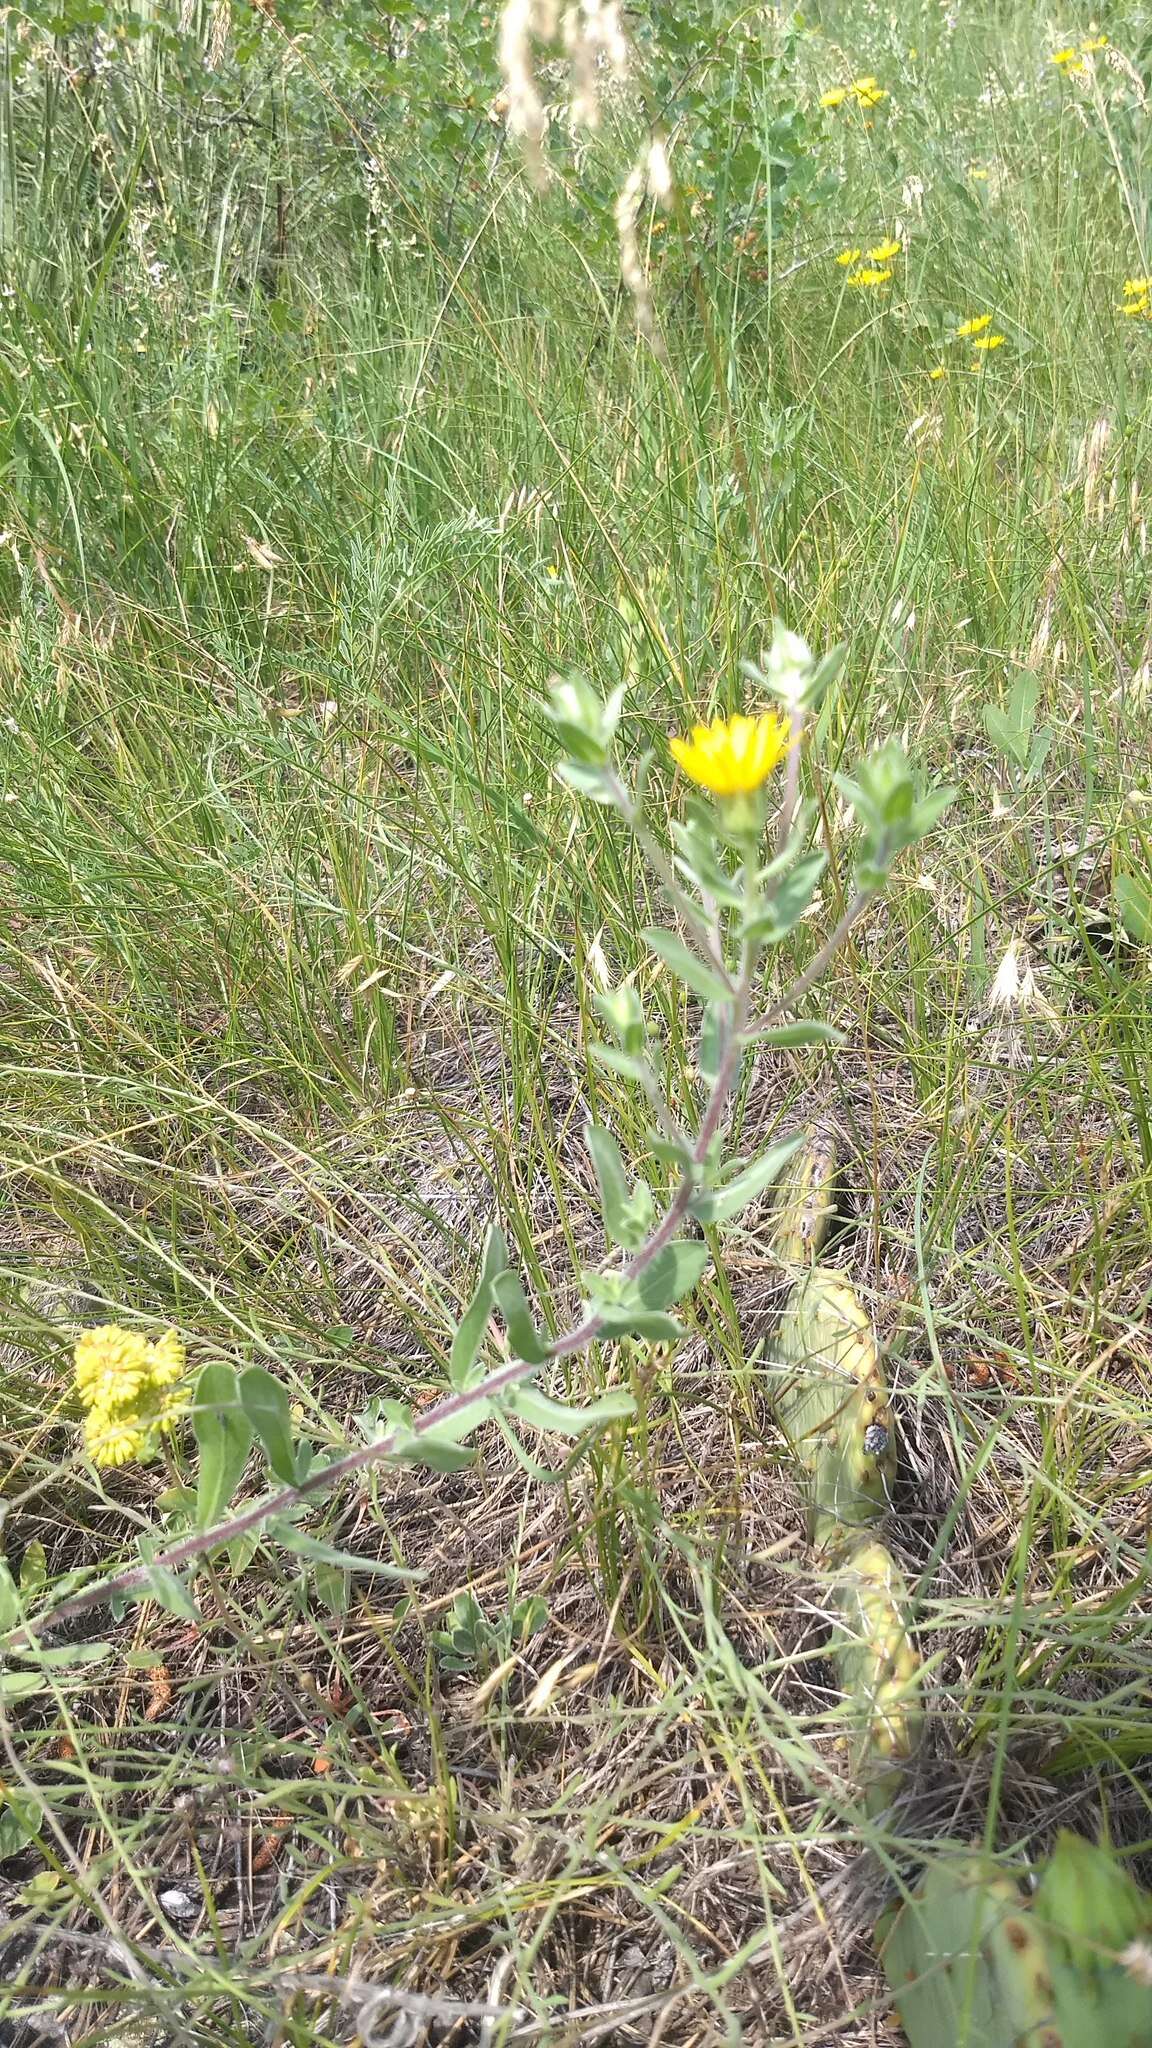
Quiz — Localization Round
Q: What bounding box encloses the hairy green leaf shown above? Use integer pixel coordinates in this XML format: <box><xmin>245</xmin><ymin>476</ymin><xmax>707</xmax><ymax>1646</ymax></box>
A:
<box><xmin>503</xmin><ymin>1383</ymin><xmax>635</xmax><ymax>1435</ymax></box>
<box><xmin>273</xmin><ymin>1527</ymin><xmax>422</xmax><ymax>1578</ymax></box>
<box><xmin>1115</xmin><ymin>871</ymin><xmax>1152</xmax><ymax>944</ymax></box>
<box><xmin>586</xmin><ymin>1124</ymin><xmax>654</xmax><ymax>1250</ymax></box>
<box><xmin>591</xmin><ymin>1306</ymin><xmax>685</xmax><ymax>1342</ymax></box>
<box><xmin>239</xmin><ymin>1365</ymin><xmax>298</xmax><ymax>1485</ymax></box>
<box><xmin>743</xmin><ymin>849</ymin><xmax>827</xmax><ymax>943</ymax></box>
<box><xmin>750</xmin><ymin>1021</ymin><xmax>844</xmax><ymax>1048</ymax></box>
<box><xmin>139</xmin><ymin>1565</ymin><xmax>200</xmax><ymax>1622</ymax></box>
<box><xmin>642</xmin><ymin>928</ymin><xmax>733</xmax><ymax>1002</ymax></box>
<box><xmin>18</xmin><ymin>1543</ymin><xmax>46</xmax><ymax>1599</ymax></box>
<box><xmin>0</xmin><ymin>1672</ymin><xmax>47</xmax><ymax>1701</ymax></box>
<box><xmin>633</xmin><ymin>1240</ymin><xmax>710</xmax><ymax>1311</ymax></box>
<box><xmin>493</xmin><ymin>1271</ymin><xmax>551</xmax><ymax>1364</ymax></box>
<box><xmin>194</xmin><ymin>1363</ymin><xmax>254</xmax><ymax>1529</ymax></box>
<box><xmin>0</xmin><ymin>1563</ymin><xmax>18</xmax><ymax>1633</ymax></box>
<box><xmin>690</xmin><ymin>1133</ymin><xmax>805</xmax><ymax>1224</ymax></box>
<box><xmin>13</xmin><ymin>1640</ymin><xmax>112</xmax><ymax>1668</ymax></box>
<box><xmin>449</xmin><ymin>1224</ymin><xmax>509</xmax><ymax>1388</ymax></box>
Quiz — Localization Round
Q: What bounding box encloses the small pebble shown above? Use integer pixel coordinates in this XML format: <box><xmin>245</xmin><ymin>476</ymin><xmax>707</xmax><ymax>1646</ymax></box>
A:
<box><xmin>158</xmin><ymin>1887</ymin><xmax>197</xmax><ymax>1920</ymax></box>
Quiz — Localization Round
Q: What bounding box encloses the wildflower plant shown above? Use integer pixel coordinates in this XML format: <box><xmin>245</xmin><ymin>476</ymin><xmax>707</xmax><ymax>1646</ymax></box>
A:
<box><xmin>73</xmin><ymin>1325</ymin><xmax>190</xmax><ymax>1468</ymax></box>
<box><xmin>6</xmin><ymin>628</ymin><xmax>953</xmax><ymax>1639</ymax></box>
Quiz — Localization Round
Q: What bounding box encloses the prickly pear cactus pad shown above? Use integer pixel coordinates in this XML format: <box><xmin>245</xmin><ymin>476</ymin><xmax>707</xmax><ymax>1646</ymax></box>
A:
<box><xmin>877</xmin><ymin>1835</ymin><xmax>1152</xmax><ymax>2047</ymax></box>
<box><xmin>766</xmin><ymin>1135</ymin><xmax>923</xmax><ymax>1808</ymax></box>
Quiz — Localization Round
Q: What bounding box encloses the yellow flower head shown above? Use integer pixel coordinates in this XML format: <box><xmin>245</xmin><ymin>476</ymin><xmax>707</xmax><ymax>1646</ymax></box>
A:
<box><xmin>846</xmin><ymin>265</ymin><xmax>893</xmax><ymax>287</ymax></box>
<box><xmin>156</xmin><ymin>1382</ymin><xmax>193</xmax><ymax>1431</ymax></box>
<box><xmin>1123</xmin><ymin>277</ymin><xmax>1152</xmax><ymax>296</ymax></box>
<box><xmin>669</xmin><ymin>711</ymin><xmax>793</xmax><ymax>798</ymax></box>
<box><xmin>1080</xmin><ymin>34</ymin><xmax>1107</xmax><ymax>52</ymax></box>
<box><xmin>972</xmin><ymin>333</ymin><xmax>1006</xmax><ymax>350</ymax></box>
<box><xmin>1051</xmin><ymin>47</ymin><xmax>1085</xmax><ymax>70</ymax></box>
<box><xmin>968</xmin><ymin>166</ymin><xmax>990</xmax><ymax>181</ymax></box>
<box><xmin>956</xmin><ymin>313</ymin><xmax>993</xmax><ymax>338</ymax></box>
<box><xmin>83</xmin><ymin>1410</ymin><xmax>149</xmax><ymax>1470</ymax></box>
<box><xmin>148</xmin><ymin>1329</ymin><xmax>187</xmax><ymax>1388</ymax></box>
<box><xmin>823</xmin><ymin>77</ymin><xmax>886</xmax><ymax>110</ymax></box>
<box><xmin>867</xmin><ymin>237</ymin><xmax>902</xmax><ymax>262</ymax></box>
<box><xmin>74</xmin><ymin>1325</ymin><xmax>152</xmax><ymax>1412</ymax></box>
<box><xmin>836</xmin><ymin>246</ymin><xmax>863</xmax><ymax>265</ymax></box>
<box><xmin>72</xmin><ymin>1324</ymin><xmax>191</xmax><ymax>1467</ymax></box>
<box><xmin>929</xmin><ymin>365</ymin><xmax>948</xmax><ymax>380</ymax></box>
<box><xmin>1121</xmin><ymin>296</ymin><xmax>1150</xmax><ymax>316</ymax></box>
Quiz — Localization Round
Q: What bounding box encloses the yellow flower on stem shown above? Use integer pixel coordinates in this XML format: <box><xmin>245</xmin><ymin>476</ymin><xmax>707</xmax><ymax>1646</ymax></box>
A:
<box><xmin>74</xmin><ymin>1324</ymin><xmax>152</xmax><ymax>1411</ymax></box>
<box><xmin>1050</xmin><ymin>46</ymin><xmax>1084</xmax><ymax>70</ymax></box>
<box><xmin>929</xmin><ymin>365</ymin><xmax>948</xmax><ymax>380</ymax></box>
<box><xmin>836</xmin><ymin>246</ymin><xmax>863</xmax><ymax>265</ymax></box>
<box><xmin>83</xmin><ymin>1410</ymin><xmax>149</xmax><ymax>1470</ymax></box>
<box><xmin>822</xmin><ymin>76</ymin><xmax>887</xmax><ymax>111</ymax></box>
<box><xmin>72</xmin><ymin>1323</ymin><xmax>191</xmax><ymax>1468</ymax></box>
<box><xmin>1080</xmin><ymin>35</ymin><xmax>1107</xmax><ymax>52</ymax></box>
<box><xmin>1123</xmin><ymin>278</ymin><xmax>1152</xmax><ymax>297</ymax></box>
<box><xmin>670</xmin><ymin>711</ymin><xmax>793</xmax><ymax>798</ymax></box>
<box><xmin>867</xmin><ymin>237</ymin><xmax>902</xmax><ymax>262</ymax></box>
<box><xmin>956</xmin><ymin>314</ymin><xmax>993</xmax><ymax>338</ymax></box>
<box><xmin>847</xmin><ymin>266</ymin><xmax>893</xmax><ymax>287</ymax></box>
<box><xmin>972</xmin><ymin>333</ymin><xmax>1006</xmax><ymax>350</ymax></box>
<box><xmin>148</xmin><ymin>1329</ymin><xmax>187</xmax><ymax>1388</ymax></box>
<box><xmin>1121</xmin><ymin>295</ymin><xmax>1150</xmax><ymax>316</ymax></box>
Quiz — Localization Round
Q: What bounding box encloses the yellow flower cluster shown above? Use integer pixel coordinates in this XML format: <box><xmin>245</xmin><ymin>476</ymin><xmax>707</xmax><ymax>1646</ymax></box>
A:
<box><xmin>821</xmin><ymin>75</ymin><xmax>886</xmax><ymax>110</ymax></box>
<box><xmin>73</xmin><ymin>1324</ymin><xmax>190</xmax><ymax>1468</ymax></box>
<box><xmin>1051</xmin><ymin>34</ymin><xmax>1107</xmax><ymax>72</ymax></box>
<box><xmin>949</xmin><ymin>312</ymin><xmax>1007</xmax><ymax>368</ymax></box>
<box><xmin>925</xmin><ymin>314</ymin><xmax>1009</xmax><ymax>382</ymax></box>
<box><xmin>670</xmin><ymin>711</ymin><xmax>793</xmax><ymax>797</ymax></box>
<box><xmin>1120</xmin><ymin>277</ymin><xmax>1152</xmax><ymax>319</ymax></box>
<box><xmin>837</xmin><ymin>237</ymin><xmax>902</xmax><ymax>289</ymax></box>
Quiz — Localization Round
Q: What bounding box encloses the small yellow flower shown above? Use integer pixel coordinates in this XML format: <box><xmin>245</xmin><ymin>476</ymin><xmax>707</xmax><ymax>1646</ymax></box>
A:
<box><xmin>1121</xmin><ymin>296</ymin><xmax>1151</xmax><ymax>316</ymax></box>
<box><xmin>669</xmin><ymin>711</ymin><xmax>793</xmax><ymax>798</ymax></box>
<box><xmin>972</xmin><ymin>333</ymin><xmax>1006</xmax><ymax>350</ymax></box>
<box><xmin>867</xmin><ymin>237</ymin><xmax>902</xmax><ymax>262</ymax></box>
<box><xmin>820</xmin><ymin>87</ymin><xmax>849</xmax><ymax>108</ymax></box>
<box><xmin>852</xmin><ymin>77</ymin><xmax>887</xmax><ymax>106</ymax></box>
<box><xmin>156</xmin><ymin>1383</ymin><xmax>193</xmax><ymax>1431</ymax></box>
<box><xmin>1123</xmin><ymin>277</ymin><xmax>1152</xmax><ymax>296</ymax></box>
<box><xmin>929</xmin><ymin>365</ymin><xmax>948</xmax><ymax>380</ymax></box>
<box><xmin>84</xmin><ymin>1410</ymin><xmax>149</xmax><ymax>1470</ymax></box>
<box><xmin>148</xmin><ymin>1329</ymin><xmax>187</xmax><ymax>1388</ymax></box>
<box><xmin>846</xmin><ymin>265</ymin><xmax>893</xmax><ymax>286</ymax></box>
<box><xmin>836</xmin><ymin>246</ymin><xmax>863</xmax><ymax>265</ymax></box>
<box><xmin>1080</xmin><ymin>34</ymin><xmax>1108</xmax><ymax>51</ymax></box>
<box><xmin>74</xmin><ymin>1325</ymin><xmax>152</xmax><ymax>1410</ymax></box>
<box><xmin>968</xmin><ymin>165</ymin><xmax>990</xmax><ymax>181</ymax></box>
<box><xmin>1050</xmin><ymin>46</ymin><xmax>1082</xmax><ymax>66</ymax></box>
<box><xmin>955</xmin><ymin>314</ymin><xmax>993</xmax><ymax>338</ymax></box>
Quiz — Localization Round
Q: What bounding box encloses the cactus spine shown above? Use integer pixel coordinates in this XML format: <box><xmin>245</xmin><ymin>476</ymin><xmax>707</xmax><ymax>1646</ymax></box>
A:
<box><xmin>768</xmin><ymin>1135</ymin><xmax>922</xmax><ymax>1808</ymax></box>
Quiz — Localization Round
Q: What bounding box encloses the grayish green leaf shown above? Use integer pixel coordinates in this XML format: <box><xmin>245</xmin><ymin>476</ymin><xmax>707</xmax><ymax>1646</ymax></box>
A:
<box><xmin>642</xmin><ymin>929</ymin><xmax>733</xmax><ymax>1002</ymax></box>
<box><xmin>493</xmin><ymin>1271</ymin><xmax>551</xmax><ymax>1364</ymax></box>
<box><xmin>194</xmin><ymin>1363</ymin><xmax>254</xmax><ymax>1529</ymax></box>
<box><xmin>239</xmin><ymin>1365</ymin><xmax>298</xmax><ymax>1485</ymax></box>
<box><xmin>690</xmin><ymin>1133</ymin><xmax>805</xmax><ymax>1224</ymax></box>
